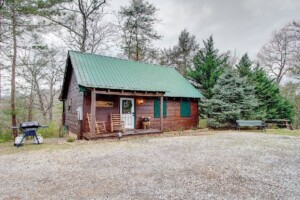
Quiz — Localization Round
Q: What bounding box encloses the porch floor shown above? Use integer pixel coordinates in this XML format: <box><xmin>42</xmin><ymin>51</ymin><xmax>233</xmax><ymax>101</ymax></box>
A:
<box><xmin>83</xmin><ymin>128</ymin><xmax>161</xmax><ymax>140</ymax></box>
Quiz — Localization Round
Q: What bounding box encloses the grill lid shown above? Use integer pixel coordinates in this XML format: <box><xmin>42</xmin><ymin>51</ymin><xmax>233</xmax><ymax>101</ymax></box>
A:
<box><xmin>19</xmin><ymin>121</ymin><xmax>41</xmax><ymax>128</ymax></box>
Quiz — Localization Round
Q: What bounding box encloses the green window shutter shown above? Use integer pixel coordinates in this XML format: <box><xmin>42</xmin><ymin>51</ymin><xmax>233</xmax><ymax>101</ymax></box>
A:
<box><xmin>154</xmin><ymin>99</ymin><xmax>167</xmax><ymax>118</ymax></box>
<box><xmin>180</xmin><ymin>100</ymin><xmax>191</xmax><ymax>117</ymax></box>
<box><xmin>154</xmin><ymin>99</ymin><xmax>160</xmax><ymax>118</ymax></box>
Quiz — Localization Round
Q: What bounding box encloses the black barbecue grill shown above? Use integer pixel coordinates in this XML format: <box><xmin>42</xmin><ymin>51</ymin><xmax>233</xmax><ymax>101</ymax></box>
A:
<box><xmin>12</xmin><ymin>121</ymin><xmax>48</xmax><ymax>147</ymax></box>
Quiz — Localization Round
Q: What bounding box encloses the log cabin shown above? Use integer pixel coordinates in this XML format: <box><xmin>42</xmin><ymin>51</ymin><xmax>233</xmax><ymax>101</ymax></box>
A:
<box><xmin>59</xmin><ymin>51</ymin><xmax>204</xmax><ymax>139</ymax></box>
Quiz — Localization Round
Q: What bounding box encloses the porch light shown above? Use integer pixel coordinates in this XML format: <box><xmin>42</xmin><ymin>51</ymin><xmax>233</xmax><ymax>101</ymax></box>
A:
<box><xmin>137</xmin><ymin>99</ymin><xmax>144</xmax><ymax>105</ymax></box>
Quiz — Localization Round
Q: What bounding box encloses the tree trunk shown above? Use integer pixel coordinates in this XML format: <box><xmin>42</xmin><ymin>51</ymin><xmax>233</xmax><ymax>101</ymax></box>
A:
<box><xmin>128</xmin><ymin>45</ymin><xmax>131</xmax><ymax>60</ymax></box>
<box><xmin>80</xmin><ymin>14</ymin><xmax>87</xmax><ymax>52</ymax></box>
<box><xmin>11</xmin><ymin>4</ymin><xmax>17</xmax><ymax>137</ymax></box>
<box><xmin>48</xmin><ymin>79</ymin><xmax>54</xmax><ymax>121</ymax></box>
<box><xmin>27</xmin><ymin>85</ymin><xmax>34</xmax><ymax>121</ymax></box>
<box><xmin>36</xmin><ymin>88</ymin><xmax>47</xmax><ymax>123</ymax></box>
<box><xmin>0</xmin><ymin>67</ymin><xmax>2</xmax><ymax>106</ymax></box>
<box><xmin>135</xmin><ymin>24</ymin><xmax>139</xmax><ymax>61</ymax></box>
<box><xmin>34</xmin><ymin>75</ymin><xmax>47</xmax><ymax>124</ymax></box>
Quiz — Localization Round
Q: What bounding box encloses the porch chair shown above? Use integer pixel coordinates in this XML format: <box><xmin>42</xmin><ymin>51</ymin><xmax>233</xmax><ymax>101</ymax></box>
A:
<box><xmin>110</xmin><ymin>113</ymin><xmax>125</xmax><ymax>132</ymax></box>
<box><xmin>87</xmin><ymin>113</ymin><xmax>106</xmax><ymax>138</ymax></box>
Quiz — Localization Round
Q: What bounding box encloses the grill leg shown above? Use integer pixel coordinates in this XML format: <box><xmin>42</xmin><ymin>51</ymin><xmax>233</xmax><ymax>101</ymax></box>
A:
<box><xmin>34</xmin><ymin>134</ymin><xmax>40</xmax><ymax>144</ymax></box>
<box><xmin>16</xmin><ymin>136</ymin><xmax>25</xmax><ymax>147</ymax></box>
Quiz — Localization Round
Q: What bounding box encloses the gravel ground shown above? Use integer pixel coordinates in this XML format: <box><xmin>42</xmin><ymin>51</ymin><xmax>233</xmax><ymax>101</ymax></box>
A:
<box><xmin>0</xmin><ymin>131</ymin><xmax>299</xmax><ymax>199</ymax></box>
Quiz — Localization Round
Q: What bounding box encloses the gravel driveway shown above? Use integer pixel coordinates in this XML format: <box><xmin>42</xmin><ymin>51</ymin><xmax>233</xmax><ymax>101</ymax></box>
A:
<box><xmin>0</xmin><ymin>132</ymin><xmax>299</xmax><ymax>199</ymax></box>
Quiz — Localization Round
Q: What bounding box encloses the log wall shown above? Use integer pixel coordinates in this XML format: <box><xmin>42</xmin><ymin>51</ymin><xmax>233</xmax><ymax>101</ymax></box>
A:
<box><xmin>83</xmin><ymin>95</ymin><xmax>199</xmax><ymax>132</ymax></box>
<box><xmin>135</xmin><ymin>97</ymin><xmax>199</xmax><ymax>131</ymax></box>
<box><xmin>64</xmin><ymin>71</ymin><xmax>84</xmax><ymax>134</ymax></box>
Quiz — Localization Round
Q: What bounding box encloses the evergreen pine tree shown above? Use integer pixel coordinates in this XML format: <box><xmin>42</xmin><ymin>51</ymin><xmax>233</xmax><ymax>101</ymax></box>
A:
<box><xmin>188</xmin><ymin>36</ymin><xmax>229</xmax><ymax>98</ymax></box>
<box><xmin>236</xmin><ymin>54</ymin><xmax>295</xmax><ymax>121</ymax></box>
<box><xmin>118</xmin><ymin>0</ymin><xmax>161</xmax><ymax>61</ymax></box>
<box><xmin>251</xmin><ymin>67</ymin><xmax>294</xmax><ymax>120</ymax></box>
<box><xmin>201</xmin><ymin>69</ymin><xmax>258</xmax><ymax>128</ymax></box>
<box><xmin>236</xmin><ymin>53</ymin><xmax>252</xmax><ymax>77</ymax></box>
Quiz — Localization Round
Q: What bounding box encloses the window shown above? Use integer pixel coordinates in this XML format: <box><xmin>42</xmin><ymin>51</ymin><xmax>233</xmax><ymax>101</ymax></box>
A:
<box><xmin>154</xmin><ymin>99</ymin><xmax>167</xmax><ymax>118</ymax></box>
<box><xmin>180</xmin><ymin>100</ymin><xmax>191</xmax><ymax>117</ymax></box>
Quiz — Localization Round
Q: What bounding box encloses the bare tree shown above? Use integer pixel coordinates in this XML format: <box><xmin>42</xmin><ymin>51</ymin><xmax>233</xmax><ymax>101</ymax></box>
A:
<box><xmin>18</xmin><ymin>45</ymin><xmax>64</xmax><ymax>124</ymax></box>
<box><xmin>40</xmin><ymin>0</ymin><xmax>114</xmax><ymax>53</ymax></box>
<box><xmin>258</xmin><ymin>21</ymin><xmax>300</xmax><ymax>84</ymax></box>
<box><xmin>285</xmin><ymin>21</ymin><xmax>300</xmax><ymax>80</ymax></box>
<box><xmin>43</xmin><ymin>51</ymin><xmax>64</xmax><ymax>121</ymax></box>
<box><xmin>0</xmin><ymin>0</ymin><xmax>63</xmax><ymax>136</ymax></box>
<box><xmin>0</xmin><ymin>1</ymin><xmax>19</xmax><ymax>137</ymax></box>
<box><xmin>257</xmin><ymin>29</ymin><xmax>294</xmax><ymax>85</ymax></box>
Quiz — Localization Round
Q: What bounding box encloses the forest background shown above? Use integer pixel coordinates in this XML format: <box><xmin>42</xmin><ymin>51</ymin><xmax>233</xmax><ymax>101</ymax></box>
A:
<box><xmin>0</xmin><ymin>0</ymin><xmax>299</xmax><ymax>140</ymax></box>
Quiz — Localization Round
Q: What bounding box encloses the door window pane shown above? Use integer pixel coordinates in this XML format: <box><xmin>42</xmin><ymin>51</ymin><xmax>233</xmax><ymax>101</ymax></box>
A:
<box><xmin>122</xmin><ymin>100</ymin><xmax>133</xmax><ymax>114</ymax></box>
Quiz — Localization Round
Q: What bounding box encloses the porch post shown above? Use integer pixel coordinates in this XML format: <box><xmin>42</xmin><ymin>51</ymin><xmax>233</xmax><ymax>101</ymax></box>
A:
<box><xmin>91</xmin><ymin>90</ymin><xmax>96</xmax><ymax>135</ymax></box>
<box><xmin>160</xmin><ymin>96</ymin><xmax>163</xmax><ymax>132</ymax></box>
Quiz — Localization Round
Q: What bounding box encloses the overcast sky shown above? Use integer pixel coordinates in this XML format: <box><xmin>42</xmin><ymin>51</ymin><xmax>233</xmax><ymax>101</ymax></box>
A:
<box><xmin>110</xmin><ymin>0</ymin><xmax>300</xmax><ymax>60</ymax></box>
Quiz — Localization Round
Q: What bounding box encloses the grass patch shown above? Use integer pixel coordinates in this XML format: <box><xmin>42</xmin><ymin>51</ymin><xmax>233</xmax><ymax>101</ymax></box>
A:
<box><xmin>266</xmin><ymin>129</ymin><xmax>300</xmax><ymax>136</ymax></box>
<box><xmin>0</xmin><ymin>128</ymin><xmax>13</xmax><ymax>143</ymax></box>
<box><xmin>252</xmin><ymin>129</ymin><xmax>300</xmax><ymax>136</ymax></box>
<box><xmin>0</xmin><ymin>132</ymin><xmax>13</xmax><ymax>143</ymax></box>
<box><xmin>0</xmin><ymin>121</ymin><xmax>60</xmax><ymax>144</ymax></box>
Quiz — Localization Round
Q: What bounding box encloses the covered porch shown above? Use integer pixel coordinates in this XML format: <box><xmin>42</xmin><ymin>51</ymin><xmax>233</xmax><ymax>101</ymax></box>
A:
<box><xmin>82</xmin><ymin>88</ymin><xmax>165</xmax><ymax>139</ymax></box>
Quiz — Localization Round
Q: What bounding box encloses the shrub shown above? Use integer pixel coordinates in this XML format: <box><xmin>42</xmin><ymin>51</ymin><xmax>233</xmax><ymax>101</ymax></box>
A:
<box><xmin>37</xmin><ymin>122</ymin><xmax>59</xmax><ymax>138</ymax></box>
<box><xmin>67</xmin><ymin>137</ymin><xmax>75</xmax><ymax>142</ymax></box>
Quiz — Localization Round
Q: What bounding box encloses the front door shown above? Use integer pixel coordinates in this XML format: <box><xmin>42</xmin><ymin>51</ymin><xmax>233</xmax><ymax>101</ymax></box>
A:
<box><xmin>120</xmin><ymin>98</ymin><xmax>135</xmax><ymax>129</ymax></box>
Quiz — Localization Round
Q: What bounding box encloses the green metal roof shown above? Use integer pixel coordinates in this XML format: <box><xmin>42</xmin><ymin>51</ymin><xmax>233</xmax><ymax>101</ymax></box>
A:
<box><xmin>68</xmin><ymin>51</ymin><xmax>203</xmax><ymax>98</ymax></box>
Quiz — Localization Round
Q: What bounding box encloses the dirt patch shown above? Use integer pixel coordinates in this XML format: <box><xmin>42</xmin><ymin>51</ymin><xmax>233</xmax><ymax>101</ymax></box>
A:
<box><xmin>0</xmin><ymin>132</ymin><xmax>299</xmax><ymax>199</ymax></box>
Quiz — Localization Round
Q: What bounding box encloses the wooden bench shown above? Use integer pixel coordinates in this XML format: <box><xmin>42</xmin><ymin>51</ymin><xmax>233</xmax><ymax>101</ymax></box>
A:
<box><xmin>236</xmin><ymin>120</ymin><xmax>266</xmax><ymax>131</ymax></box>
<box><xmin>265</xmin><ymin>119</ymin><xmax>293</xmax><ymax>130</ymax></box>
